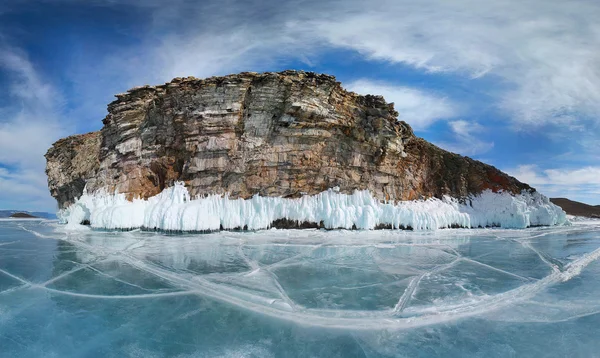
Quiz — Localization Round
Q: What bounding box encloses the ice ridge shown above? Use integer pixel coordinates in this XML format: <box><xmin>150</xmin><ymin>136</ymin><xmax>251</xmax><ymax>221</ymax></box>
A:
<box><xmin>58</xmin><ymin>182</ymin><xmax>568</xmax><ymax>231</ymax></box>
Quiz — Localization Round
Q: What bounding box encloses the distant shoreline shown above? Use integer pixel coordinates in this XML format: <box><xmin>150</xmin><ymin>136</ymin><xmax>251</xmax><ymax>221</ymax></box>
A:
<box><xmin>0</xmin><ymin>218</ymin><xmax>48</xmax><ymax>221</ymax></box>
<box><xmin>0</xmin><ymin>210</ymin><xmax>57</xmax><ymax>220</ymax></box>
<box><xmin>9</xmin><ymin>212</ymin><xmax>38</xmax><ymax>219</ymax></box>
<box><xmin>550</xmin><ymin>198</ymin><xmax>600</xmax><ymax>219</ymax></box>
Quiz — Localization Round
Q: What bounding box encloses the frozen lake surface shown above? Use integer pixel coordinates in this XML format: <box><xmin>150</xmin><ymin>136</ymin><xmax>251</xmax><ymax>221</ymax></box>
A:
<box><xmin>1</xmin><ymin>219</ymin><xmax>600</xmax><ymax>357</ymax></box>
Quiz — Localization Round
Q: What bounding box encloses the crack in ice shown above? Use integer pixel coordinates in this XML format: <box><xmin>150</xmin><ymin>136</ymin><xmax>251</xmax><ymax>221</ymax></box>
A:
<box><xmin>4</xmin><ymin>220</ymin><xmax>600</xmax><ymax>333</ymax></box>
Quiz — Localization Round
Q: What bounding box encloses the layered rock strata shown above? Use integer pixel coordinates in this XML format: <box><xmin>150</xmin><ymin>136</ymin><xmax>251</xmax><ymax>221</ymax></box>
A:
<box><xmin>46</xmin><ymin>70</ymin><xmax>531</xmax><ymax>212</ymax></box>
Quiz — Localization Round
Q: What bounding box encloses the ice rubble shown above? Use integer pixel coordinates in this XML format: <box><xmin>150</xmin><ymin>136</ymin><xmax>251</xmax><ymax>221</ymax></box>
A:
<box><xmin>58</xmin><ymin>182</ymin><xmax>567</xmax><ymax>231</ymax></box>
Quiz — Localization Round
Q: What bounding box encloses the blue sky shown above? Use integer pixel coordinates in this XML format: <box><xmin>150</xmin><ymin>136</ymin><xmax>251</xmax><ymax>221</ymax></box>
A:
<box><xmin>1</xmin><ymin>0</ymin><xmax>600</xmax><ymax>212</ymax></box>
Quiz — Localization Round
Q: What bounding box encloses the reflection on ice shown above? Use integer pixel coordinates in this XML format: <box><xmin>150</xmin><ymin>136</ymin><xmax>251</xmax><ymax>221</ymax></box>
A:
<box><xmin>1</xmin><ymin>220</ymin><xmax>600</xmax><ymax>356</ymax></box>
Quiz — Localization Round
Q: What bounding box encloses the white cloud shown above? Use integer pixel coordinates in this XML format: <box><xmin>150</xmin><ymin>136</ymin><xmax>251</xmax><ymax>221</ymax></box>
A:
<box><xmin>435</xmin><ymin>120</ymin><xmax>494</xmax><ymax>156</ymax></box>
<box><xmin>0</xmin><ymin>46</ymin><xmax>69</xmax><ymax>212</ymax></box>
<box><xmin>3</xmin><ymin>0</ymin><xmax>600</xmax><ymax>209</ymax></box>
<box><xmin>74</xmin><ymin>0</ymin><xmax>600</xmax><ymax>133</ymax></box>
<box><xmin>507</xmin><ymin>165</ymin><xmax>600</xmax><ymax>204</ymax></box>
<box><xmin>307</xmin><ymin>0</ymin><xmax>600</xmax><ymax>128</ymax></box>
<box><xmin>344</xmin><ymin>79</ymin><xmax>458</xmax><ymax>130</ymax></box>
<box><xmin>509</xmin><ymin>165</ymin><xmax>600</xmax><ymax>186</ymax></box>
<box><xmin>508</xmin><ymin>165</ymin><xmax>548</xmax><ymax>185</ymax></box>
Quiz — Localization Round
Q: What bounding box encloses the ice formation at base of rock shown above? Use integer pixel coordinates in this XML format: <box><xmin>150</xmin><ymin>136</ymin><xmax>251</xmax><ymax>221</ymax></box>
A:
<box><xmin>57</xmin><ymin>183</ymin><xmax>568</xmax><ymax>231</ymax></box>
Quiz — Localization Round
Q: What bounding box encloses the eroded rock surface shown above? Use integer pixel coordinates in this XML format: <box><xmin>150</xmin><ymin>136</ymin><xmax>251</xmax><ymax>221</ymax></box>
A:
<box><xmin>45</xmin><ymin>70</ymin><xmax>531</xmax><ymax>209</ymax></box>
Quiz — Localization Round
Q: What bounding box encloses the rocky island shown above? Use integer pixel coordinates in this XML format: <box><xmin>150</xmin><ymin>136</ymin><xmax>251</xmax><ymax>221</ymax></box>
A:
<box><xmin>8</xmin><ymin>213</ymin><xmax>38</xmax><ymax>219</ymax></box>
<box><xmin>45</xmin><ymin>70</ymin><xmax>566</xmax><ymax>231</ymax></box>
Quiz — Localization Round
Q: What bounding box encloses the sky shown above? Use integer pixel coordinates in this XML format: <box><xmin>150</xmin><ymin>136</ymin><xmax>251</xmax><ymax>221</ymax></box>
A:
<box><xmin>1</xmin><ymin>0</ymin><xmax>599</xmax><ymax>212</ymax></box>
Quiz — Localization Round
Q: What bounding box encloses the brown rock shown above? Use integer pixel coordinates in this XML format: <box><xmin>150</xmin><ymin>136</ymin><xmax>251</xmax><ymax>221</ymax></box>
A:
<box><xmin>45</xmin><ymin>70</ymin><xmax>532</xmax><ymax>209</ymax></box>
<box><xmin>550</xmin><ymin>198</ymin><xmax>600</xmax><ymax>218</ymax></box>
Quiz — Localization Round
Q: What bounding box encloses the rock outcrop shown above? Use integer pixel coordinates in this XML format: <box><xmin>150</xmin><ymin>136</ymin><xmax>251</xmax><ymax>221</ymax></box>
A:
<box><xmin>46</xmin><ymin>70</ymin><xmax>531</xmax><ymax>210</ymax></box>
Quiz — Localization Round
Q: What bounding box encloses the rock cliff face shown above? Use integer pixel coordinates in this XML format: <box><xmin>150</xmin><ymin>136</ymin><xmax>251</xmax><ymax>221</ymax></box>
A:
<box><xmin>46</xmin><ymin>70</ymin><xmax>531</xmax><ymax>210</ymax></box>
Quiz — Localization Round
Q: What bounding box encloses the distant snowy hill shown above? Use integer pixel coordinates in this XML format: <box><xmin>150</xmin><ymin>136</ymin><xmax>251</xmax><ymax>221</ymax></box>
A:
<box><xmin>0</xmin><ymin>210</ymin><xmax>57</xmax><ymax>219</ymax></box>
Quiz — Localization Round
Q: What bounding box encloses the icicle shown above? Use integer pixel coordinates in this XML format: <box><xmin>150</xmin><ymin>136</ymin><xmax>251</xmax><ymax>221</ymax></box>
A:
<box><xmin>58</xmin><ymin>183</ymin><xmax>568</xmax><ymax>231</ymax></box>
